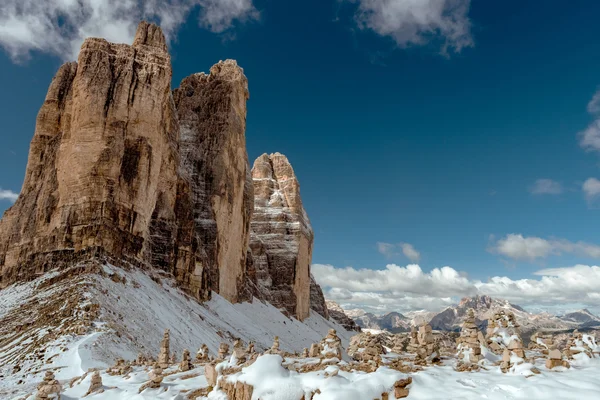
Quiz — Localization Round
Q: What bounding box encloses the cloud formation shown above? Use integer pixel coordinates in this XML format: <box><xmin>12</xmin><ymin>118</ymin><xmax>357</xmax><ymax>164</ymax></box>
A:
<box><xmin>0</xmin><ymin>0</ymin><xmax>258</xmax><ymax>61</ymax></box>
<box><xmin>377</xmin><ymin>242</ymin><xmax>421</xmax><ymax>262</ymax></box>
<box><xmin>489</xmin><ymin>233</ymin><xmax>600</xmax><ymax>261</ymax></box>
<box><xmin>529</xmin><ymin>179</ymin><xmax>563</xmax><ymax>195</ymax></box>
<box><xmin>313</xmin><ymin>262</ymin><xmax>600</xmax><ymax>314</ymax></box>
<box><xmin>579</xmin><ymin>89</ymin><xmax>600</xmax><ymax>152</ymax></box>
<box><xmin>347</xmin><ymin>0</ymin><xmax>473</xmax><ymax>55</ymax></box>
<box><xmin>583</xmin><ymin>177</ymin><xmax>600</xmax><ymax>206</ymax></box>
<box><xmin>400</xmin><ymin>243</ymin><xmax>421</xmax><ymax>262</ymax></box>
<box><xmin>0</xmin><ymin>188</ymin><xmax>18</xmax><ymax>203</ymax></box>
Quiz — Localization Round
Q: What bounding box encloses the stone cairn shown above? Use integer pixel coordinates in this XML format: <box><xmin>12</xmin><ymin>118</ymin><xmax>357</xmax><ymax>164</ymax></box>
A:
<box><xmin>180</xmin><ymin>349</ymin><xmax>193</xmax><ymax>372</ymax></box>
<box><xmin>456</xmin><ymin>309</ymin><xmax>486</xmax><ymax>369</ymax></box>
<box><xmin>158</xmin><ymin>329</ymin><xmax>170</xmax><ymax>368</ymax></box>
<box><xmin>486</xmin><ymin>310</ymin><xmax>524</xmax><ymax>357</ymax></box>
<box><xmin>564</xmin><ymin>329</ymin><xmax>599</xmax><ymax>360</ymax></box>
<box><xmin>84</xmin><ymin>371</ymin><xmax>103</xmax><ymax>396</ymax></box>
<box><xmin>408</xmin><ymin>324</ymin><xmax>439</xmax><ymax>363</ymax></box>
<box><xmin>309</xmin><ymin>343</ymin><xmax>321</xmax><ymax>357</ymax></box>
<box><xmin>320</xmin><ymin>329</ymin><xmax>343</xmax><ymax>360</ymax></box>
<box><xmin>232</xmin><ymin>339</ymin><xmax>247</xmax><ymax>364</ymax></box>
<box><xmin>266</xmin><ymin>336</ymin><xmax>282</xmax><ymax>355</ymax></box>
<box><xmin>347</xmin><ymin>332</ymin><xmax>386</xmax><ymax>365</ymax></box>
<box><xmin>139</xmin><ymin>363</ymin><xmax>164</xmax><ymax>393</ymax></box>
<box><xmin>135</xmin><ymin>353</ymin><xmax>148</xmax><ymax>366</ymax></box>
<box><xmin>35</xmin><ymin>371</ymin><xmax>62</xmax><ymax>400</ymax></box>
<box><xmin>218</xmin><ymin>342</ymin><xmax>230</xmax><ymax>361</ymax></box>
<box><xmin>406</xmin><ymin>326</ymin><xmax>419</xmax><ymax>353</ymax></box>
<box><xmin>107</xmin><ymin>358</ymin><xmax>132</xmax><ymax>376</ymax></box>
<box><xmin>528</xmin><ymin>332</ymin><xmax>553</xmax><ymax>352</ymax></box>
<box><xmin>485</xmin><ymin>310</ymin><xmax>527</xmax><ymax>373</ymax></box>
<box><xmin>196</xmin><ymin>344</ymin><xmax>210</xmax><ymax>363</ymax></box>
<box><xmin>546</xmin><ymin>346</ymin><xmax>570</xmax><ymax>369</ymax></box>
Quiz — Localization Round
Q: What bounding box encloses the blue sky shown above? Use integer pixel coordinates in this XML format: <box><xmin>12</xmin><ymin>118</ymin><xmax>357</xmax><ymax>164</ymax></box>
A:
<box><xmin>1</xmin><ymin>0</ymin><xmax>600</xmax><ymax>313</ymax></box>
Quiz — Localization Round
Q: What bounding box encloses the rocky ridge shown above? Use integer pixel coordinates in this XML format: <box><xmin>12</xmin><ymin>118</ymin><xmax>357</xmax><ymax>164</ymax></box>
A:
<box><xmin>246</xmin><ymin>153</ymin><xmax>316</xmax><ymax>320</ymax></box>
<box><xmin>335</xmin><ymin>295</ymin><xmax>598</xmax><ymax>337</ymax></box>
<box><xmin>0</xmin><ymin>21</ymin><xmax>328</xmax><ymax>321</ymax></box>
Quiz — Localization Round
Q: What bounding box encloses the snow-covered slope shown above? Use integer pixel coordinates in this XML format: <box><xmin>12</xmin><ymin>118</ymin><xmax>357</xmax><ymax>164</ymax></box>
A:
<box><xmin>0</xmin><ymin>263</ymin><xmax>351</xmax><ymax>399</ymax></box>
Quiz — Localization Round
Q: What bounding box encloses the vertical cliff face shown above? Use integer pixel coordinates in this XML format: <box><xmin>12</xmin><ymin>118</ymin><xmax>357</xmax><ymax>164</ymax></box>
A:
<box><xmin>248</xmin><ymin>153</ymin><xmax>317</xmax><ymax>321</ymax></box>
<box><xmin>0</xmin><ymin>22</ymin><xmax>333</xmax><ymax>322</ymax></box>
<box><xmin>173</xmin><ymin>60</ymin><xmax>253</xmax><ymax>303</ymax></box>
<box><xmin>310</xmin><ymin>275</ymin><xmax>330</xmax><ymax>319</ymax></box>
<box><xmin>0</xmin><ymin>22</ymin><xmax>206</xmax><ymax>300</ymax></box>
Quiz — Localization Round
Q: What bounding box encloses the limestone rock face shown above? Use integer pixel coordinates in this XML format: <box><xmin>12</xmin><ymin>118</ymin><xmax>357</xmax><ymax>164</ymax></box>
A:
<box><xmin>0</xmin><ymin>22</ymin><xmax>206</xmax><ymax>299</ymax></box>
<box><xmin>309</xmin><ymin>274</ymin><xmax>329</xmax><ymax>319</ymax></box>
<box><xmin>247</xmin><ymin>153</ymin><xmax>313</xmax><ymax>321</ymax></box>
<box><xmin>173</xmin><ymin>60</ymin><xmax>253</xmax><ymax>303</ymax></box>
<box><xmin>0</xmin><ymin>22</ymin><xmax>335</xmax><ymax>330</ymax></box>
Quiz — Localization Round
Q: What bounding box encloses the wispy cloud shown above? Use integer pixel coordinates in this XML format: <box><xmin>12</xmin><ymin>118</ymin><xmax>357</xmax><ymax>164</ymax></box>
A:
<box><xmin>345</xmin><ymin>0</ymin><xmax>473</xmax><ymax>56</ymax></box>
<box><xmin>0</xmin><ymin>0</ymin><xmax>258</xmax><ymax>61</ymax></box>
<box><xmin>488</xmin><ymin>233</ymin><xmax>600</xmax><ymax>261</ymax></box>
<box><xmin>313</xmin><ymin>262</ymin><xmax>600</xmax><ymax>314</ymax></box>
<box><xmin>0</xmin><ymin>188</ymin><xmax>18</xmax><ymax>203</ymax></box>
<box><xmin>377</xmin><ymin>242</ymin><xmax>399</xmax><ymax>258</ymax></box>
<box><xmin>583</xmin><ymin>177</ymin><xmax>600</xmax><ymax>206</ymax></box>
<box><xmin>377</xmin><ymin>242</ymin><xmax>421</xmax><ymax>262</ymax></box>
<box><xmin>529</xmin><ymin>179</ymin><xmax>563</xmax><ymax>195</ymax></box>
<box><xmin>579</xmin><ymin>88</ymin><xmax>600</xmax><ymax>152</ymax></box>
<box><xmin>400</xmin><ymin>243</ymin><xmax>421</xmax><ymax>262</ymax></box>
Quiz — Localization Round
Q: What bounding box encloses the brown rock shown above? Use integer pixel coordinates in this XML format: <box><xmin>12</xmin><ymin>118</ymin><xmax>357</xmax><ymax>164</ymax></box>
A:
<box><xmin>158</xmin><ymin>329</ymin><xmax>170</xmax><ymax>368</ymax></box>
<box><xmin>84</xmin><ymin>371</ymin><xmax>103</xmax><ymax>396</ymax></box>
<box><xmin>0</xmin><ymin>21</ymin><xmax>206</xmax><ymax>302</ymax></box>
<box><xmin>173</xmin><ymin>60</ymin><xmax>253</xmax><ymax>303</ymax></box>
<box><xmin>246</xmin><ymin>153</ymin><xmax>313</xmax><ymax>320</ymax></box>
<box><xmin>205</xmin><ymin>363</ymin><xmax>218</xmax><ymax>387</ymax></box>
<box><xmin>309</xmin><ymin>274</ymin><xmax>329</xmax><ymax>319</ymax></box>
<box><xmin>548</xmin><ymin>348</ymin><xmax>562</xmax><ymax>360</ymax></box>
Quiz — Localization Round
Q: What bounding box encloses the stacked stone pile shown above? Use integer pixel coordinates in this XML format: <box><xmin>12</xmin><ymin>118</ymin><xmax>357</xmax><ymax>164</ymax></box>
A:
<box><xmin>545</xmin><ymin>346</ymin><xmax>570</xmax><ymax>369</ymax></box>
<box><xmin>320</xmin><ymin>329</ymin><xmax>343</xmax><ymax>359</ymax></box>
<box><xmin>456</xmin><ymin>309</ymin><xmax>486</xmax><ymax>367</ymax></box>
<box><xmin>179</xmin><ymin>349</ymin><xmax>193</xmax><ymax>372</ymax></box>
<box><xmin>157</xmin><ymin>329</ymin><xmax>170</xmax><ymax>368</ymax></box>
<box><xmin>84</xmin><ymin>371</ymin><xmax>103</xmax><ymax>396</ymax></box>
<box><xmin>35</xmin><ymin>371</ymin><xmax>62</xmax><ymax>400</ymax></box>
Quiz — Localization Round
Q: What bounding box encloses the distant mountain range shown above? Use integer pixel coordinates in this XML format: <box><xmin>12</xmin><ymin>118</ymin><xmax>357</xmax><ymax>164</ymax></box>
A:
<box><xmin>327</xmin><ymin>295</ymin><xmax>600</xmax><ymax>335</ymax></box>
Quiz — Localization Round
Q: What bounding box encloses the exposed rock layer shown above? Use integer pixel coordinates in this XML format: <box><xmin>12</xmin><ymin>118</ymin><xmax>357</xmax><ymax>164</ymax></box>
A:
<box><xmin>0</xmin><ymin>22</ymin><xmax>331</xmax><ymax>323</ymax></box>
<box><xmin>0</xmin><ymin>22</ymin><xmax>205</xmax><ymax>300</ymax></box>
<box><xmin>247</xmin><ymin>153</ymin><xmax>315</xmax><ymax>321</ymax></box>
<box><xmin>173</xmin><ymin>61</ymin><xmax>253</xmax><ymax>303</ymax></box>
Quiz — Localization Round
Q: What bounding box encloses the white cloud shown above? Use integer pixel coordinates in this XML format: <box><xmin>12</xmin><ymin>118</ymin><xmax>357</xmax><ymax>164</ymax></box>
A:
<box><xmin>489</xmin><ymin>234</ymin><xmax>554</xmax><ymax>261</ymax></box>
<box><xmin>579</xmin><ymin>89</ymin><xmax>600</xmax><ymax>152</ymax></box>
<box><xmin>377</xmin><ymin>242</ymin><xmax>421</xmax><ymax>262</ymax></box>
<box><xmin>0</xmin><ymin>0</ymin><xmax>258</xmax><ymax>61</ymax></box>
<box><xmin>377</xmin><ymin>242</ymin><xmax>398</xmax><ymax>258</ymax></box>
<box><xmin>529</xmin><ymin>179</ymin><xmax>563</xmax><ymax>195</ymax></box>
<box><xmin>489</xmin><ymin>233</ymin><xmax>600</xmax><ymax>261</ymax></box>
<box><xmin>0</xmin><ymin>188</ymin><xmax>18</xmax><ymax>203</ymax></box>
<box><xmin>347</xmin><ymin>0</ymin><xmax>473</xmax><ymax>55</ymax></box>
<box><xmin>313</xmin><ymin>262</ymin><xmax>600</xmax><ymax>314</ymax></box>
<box><xmin>400</xmin><ymin>242</ymin><xmax>421</xmax><ymax>262</ymax></box>
<box><xmin>579</xmin><ymin>120</ymin><xmax>600</xmax><ymax>153</ymax></box>
<box><xmin>587</xmin><ymin>88</ymin><xmax>600</xmax><ymax>115</ymax></box>
<box><xmin>583</xmin><ymin>177</ymin><xmax>600</xmax><ymax>205</ymax></box>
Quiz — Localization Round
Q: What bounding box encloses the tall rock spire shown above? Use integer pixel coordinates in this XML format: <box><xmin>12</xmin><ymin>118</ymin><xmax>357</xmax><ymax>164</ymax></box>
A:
<box><xmin>0</xmin><ymin>22</ymin><xmax>206</xmax><ymax>300</ymax></box>
<box><xmin>173</xmin><ymin>60</ymin><xmax>254</xmax><ymax>303</ymax></box>
<box><xmin>247</xmin><ymin>153</ymin><xmax>316</xmax><ymax>321</ymax></box>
